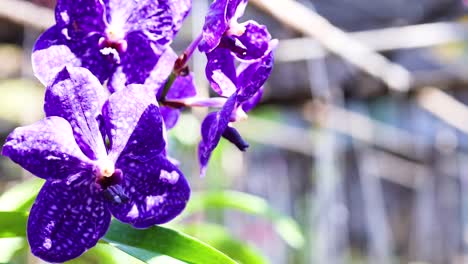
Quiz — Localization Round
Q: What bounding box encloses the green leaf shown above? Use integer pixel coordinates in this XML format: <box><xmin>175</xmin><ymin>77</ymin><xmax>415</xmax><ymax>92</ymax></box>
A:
<box><xmin>105</xmin><ymin>243</ymin><xmax>185</xmax><ymax>264</ymax></box>
<box><xmin>182</xmin><ymin>191</ymin><xmax>305</xmax><ymax>249</ymax></box>
<box><xmin>0</xmin><ymin>178</ymin><xmax>43</xmax><ymax>212</ymax></box>
<box><xmin>0</xmin><ymin>212</ymin><xmax>28</xmax><ymax>238</ymax></box>
<box><xmin>103</xmin><ymin>220</ymin><xmax>238</xmax><ymax>264</ymax></box>
<box><xmin>67</xmin><ymin>243</ymin><xmax>145</xmax><ymax>264</ymax></box>
<box><xmin>1</xmin><ymin>213</ymin><xmax>237</xmax><ymax>264</ymax></box>
<box><xmin>179</xmin><ymin>223</ymin><xmax>268</xmax><ymax>264</ymax></box>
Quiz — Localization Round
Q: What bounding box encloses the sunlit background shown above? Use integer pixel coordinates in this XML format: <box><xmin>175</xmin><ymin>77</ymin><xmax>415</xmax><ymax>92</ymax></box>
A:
<box><xmin>2</xmin><ymin>0</ymin><xmax>468</xmax><ymax>263</ymax></box>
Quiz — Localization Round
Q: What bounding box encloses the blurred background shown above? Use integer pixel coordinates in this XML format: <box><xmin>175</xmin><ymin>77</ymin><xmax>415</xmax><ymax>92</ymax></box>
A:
<box><xmin>2</xmin><ymin>0</ymin><xmax>468</xmax><ymax>263</ymax></box>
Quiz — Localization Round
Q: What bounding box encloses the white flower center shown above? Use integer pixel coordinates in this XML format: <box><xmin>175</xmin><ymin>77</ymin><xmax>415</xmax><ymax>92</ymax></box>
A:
<box><xmin>97</xmin><ymin>158</ymin><xmax>115</xmax><ymax>177</ymax></box>
<box><xmin>106</xmin><ymin>24</ymin><xmax>126</xmax><ymax>43</ymax></box>
<box><xmin>226</xmin><ymin>22</ymin><xmax>246</xmax><ymax>37</ymax></box>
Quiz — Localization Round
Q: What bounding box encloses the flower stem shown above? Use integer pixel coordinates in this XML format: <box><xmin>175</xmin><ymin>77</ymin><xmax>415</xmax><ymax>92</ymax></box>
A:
<box><xmin>173</xmin><ymin>33</ymin><xmax>203</xmax><ymax>75</ymax></box>
<box><xmin>159</xmin><ymin>72</ymin><xmax>177</xmax><ymax>101</ymax></box>
<box><xmin>163</xmin><ymin>97</ymin><xmax>227</xmax><ymax>108</ymax></box>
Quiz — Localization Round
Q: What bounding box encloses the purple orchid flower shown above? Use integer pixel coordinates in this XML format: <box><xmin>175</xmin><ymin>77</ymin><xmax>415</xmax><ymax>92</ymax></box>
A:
<box><xmin>32</xmin><ymin>0</ymin><xmax>191</xmax><ymax>93</ymax></box>
<box><xmin>195</xmin><ymin>0</ymin><xmax>277</xmax><ymax>176</ymax></box>
<box><xmin>198</xmin><ymin>44</ymin><xmax>275</xmax><ymax>177</ymax></box>
<box><xmin>199</xmin><ymin>0</ymin><xmax>271</xmax><ymax>62</ymax></box>
<box><xmin>2</xmin><ymin>67</ymin><xmax>190</xmax><ymax>262</ymax></box>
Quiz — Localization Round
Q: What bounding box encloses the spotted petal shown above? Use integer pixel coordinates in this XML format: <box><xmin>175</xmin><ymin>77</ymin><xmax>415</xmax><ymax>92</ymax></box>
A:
<box><xmin>226</xmin><ymin>0</ymin><xmax>248</xmax><ymax>22</ymax></box>
<box><xmin>160</xmin><ymin>106</ymin><xmax>180</xmax><ymax>130</ymax></box>
<box><xmin>32</xmin><ymin>26</ymin><xmax>114</xmax><ymax>86</ymax></box>
<box><xmin>165</xmin><ymin>73</ymin><xmax>197</xmax><ymax>101</ymax></box>
<box><xmin>199</xmin><ymin>0</ymin><xmax>248</xmax><ymax>53</ymax></box>
<box><xmin>27</xmin><ymin>180</ymin><xmax>111</xmax><ymax>263</ymax></box>
<box><xmin>143</xmin><ymin>47</ymin><xmax>179</xmax><ymax>94</ymax></box>
<box><xmin>109</xmin><ymin>155</ymin><xmax>190</xmax><ymax>228</ymax></box>
<box><xmin>104</xmin><ymin>0</ymin><xmax>191</xmax><ymax>45</ymax></box>
<box><xmin>109</xmin><ymin>45</ymin><xmax>176</xmax><ymax>93</ymax></box>
<box><xmin>241</xmin><ymin>87</ymin><xmax>263</xmax><ymax>113</ymax></box>
<box><xmin>2</xmin><ymin>117</ymin><xmax>93</xmax><ymax>180</ymax></box>
<box><xmin>55</xmin><ymin>0</ymin><xmax>106</xmax><ymax>38</ymax></box>
<box><xmin>32</xmin><ymin>26</ymin><xmax>80</xmax><ymax>86</ymax></box>
<box><xmin>122</xmin><ymin>33</ymin><xmax>163</xmax><ymax>87</ymax></box>
<box><xmin>199</xmin><ymin>0</ymin><xmax>229</xmax><ymax>52</ymax></box>
<box><xmin>45</xmin><ymin>66</ymin><xmax>108</xmax><ymax>160</ymax></box>
<box><xmin>237</xmin><ymin>50</ymin><xmax>274</xmax><ymax>103</ymax></box>
<box><xmin>103</xmin><ymin>85</ymin><xmax>165</xmax><ymax>162</ymax></box>
<box><xmin>232</xmin><ymin>21</ymin><xmax>271</xmax><ymax>62</ymax></box>
<box><xmin>206</xmin><ymin>48</ymin><xmax>237</xmax><ymax>97</ymax></box>
<box><xmin>198</xmin><ymin>93</ymin><xmax>237</xmax><ymax>177</ymax></box>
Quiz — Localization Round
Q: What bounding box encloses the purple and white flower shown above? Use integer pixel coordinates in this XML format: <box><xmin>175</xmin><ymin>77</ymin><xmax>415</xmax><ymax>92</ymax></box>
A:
<box><xmin>2</xmin><ymin>67</ymin><xmax>190</xmax><ymax>262</ymax></box>
<box><xmin>196</xmin><ymin>0</ymin><xmax>277</xmax><ymax>176</ymax></box>
<box><xmin>199</xmin><ymin>0</ymin><xmax>271</xmax><ymax>62</ymax></box>
<box><xmin>32</xmin><ymin>0</ymin><xmax>191</xmax><ymax>92</ymax></box>
<box><xmin>198</xmin><ymin>46</ymin><xmax>275</xmax><ymax>176</ymax></box>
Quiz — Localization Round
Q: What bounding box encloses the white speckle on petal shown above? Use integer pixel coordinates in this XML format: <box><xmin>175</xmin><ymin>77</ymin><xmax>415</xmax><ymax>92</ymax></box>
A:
<box><xmin>43</xmin><ymin>238</ymin><xmax>52</xmax><ymax>250</ymax></box>
<box><xmin>160</xmin><ymin>170</ymin><xmax>179</xmax><ymax>184</ymax></box>
<box><xmin>45</xmin><ymin>155</ymin><xmax>61</xmax><ymax>161</ymax></box>
<box><xmin>60</xmin><ymin>11</ymin><xmax>69</xmax><ymax>23</ymax></box>
<box><xmin>145</xmin><ymin>195</ymin><xmax>165</xmax><ymax>211</ymax></box>
<box><xmin>127</xmin><ymin>204</ymin><xmax>139</xmax><ymax>219</ymax></box>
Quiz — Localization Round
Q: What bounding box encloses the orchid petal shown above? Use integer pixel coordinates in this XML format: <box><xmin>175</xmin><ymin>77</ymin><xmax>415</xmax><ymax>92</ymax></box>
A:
<box><xmin>2</xmin><ymin>117</ymin><xmax>93</xmax><ymax>180</ymax></box>
<box><xmin>28</xmin><ymin>180</ymin><xmax>110</xmax><ymax>262</ymax></box>
<box><xmin>109</xmin><ymin>155</ymin><xmax>190</xmax><ymax>228</ymax></box>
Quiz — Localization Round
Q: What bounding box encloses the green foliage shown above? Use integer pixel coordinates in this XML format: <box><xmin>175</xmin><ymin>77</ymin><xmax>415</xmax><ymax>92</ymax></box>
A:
<box><xmin>103</xmin><ymin>220</ymin><xmax>237</xmax><ymax>264</ymax></box>
<box><xmin>0</xmin><ymin>178</ymin><xmax>303</xmax><ymax>263</ymax></box>
<box><xmin>66</xmin><ymin>244</ymin><xmax>126</xmax><ymax>264</ymax></box>
<box><xmin>180</xmin><ymin>223</ymin><xmax>268</xmax><ymax>264</ymax></box>
<box><xmin>0</xmin><ymin>211</ymin><xmax>238</xmax><ymax>264</ymax></box>
<box><xmin>0</xmin><ymin>212</ymin><xmax>27</xmax><ymax>238</ymax></box>
<box><xmin>183</xmin><ymin>191</ymin><xmax>305</xmax><ymax>249</ymax></box>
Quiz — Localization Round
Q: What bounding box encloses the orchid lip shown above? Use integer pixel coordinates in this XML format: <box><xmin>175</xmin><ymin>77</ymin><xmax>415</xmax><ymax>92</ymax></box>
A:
<box><xmin>98</xmin><ymin>36</ymin><xmax>128</xmax><ymax>54</ymax></box>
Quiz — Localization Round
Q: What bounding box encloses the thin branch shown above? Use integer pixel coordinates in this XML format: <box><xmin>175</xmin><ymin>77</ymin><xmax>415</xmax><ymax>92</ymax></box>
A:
<box><xmin>234</xmin><ymin>101</ymin><xmax>430</xmax><ymax>162</ymax></box>
<box><xmin>304</xmin><ymin>101</ymin><xmax>430</xmax><ymax>162</ymax></box>
<box><xmin>416</xmin><ymin>87</ymin><xmax>468</xmax><ymax>134</ymax></box>
<box><xmin>234</xmin><ymin>110</ymin><xmax>427</xmax><ymax>188</ymax></box>
<box><xmin>250</xmin><ymin>0</ymin><xmax>412</xmax><ymax>92</ymax></box>
<box><xmin>276</xmin><ymin>22</ymin><xmax>468</xmax><ymax>62</ymax></box>
<box><xmin>251</xmin><ymin>0</ymin><xmax>468</xmax><ymax>142</ymax></box>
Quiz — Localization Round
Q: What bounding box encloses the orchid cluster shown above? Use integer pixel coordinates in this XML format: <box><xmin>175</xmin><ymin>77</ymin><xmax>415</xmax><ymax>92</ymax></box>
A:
<box><xmin>2</xmin><ymin>0</ymin><xmax>275</xmax><ymax>262</ymax></box>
